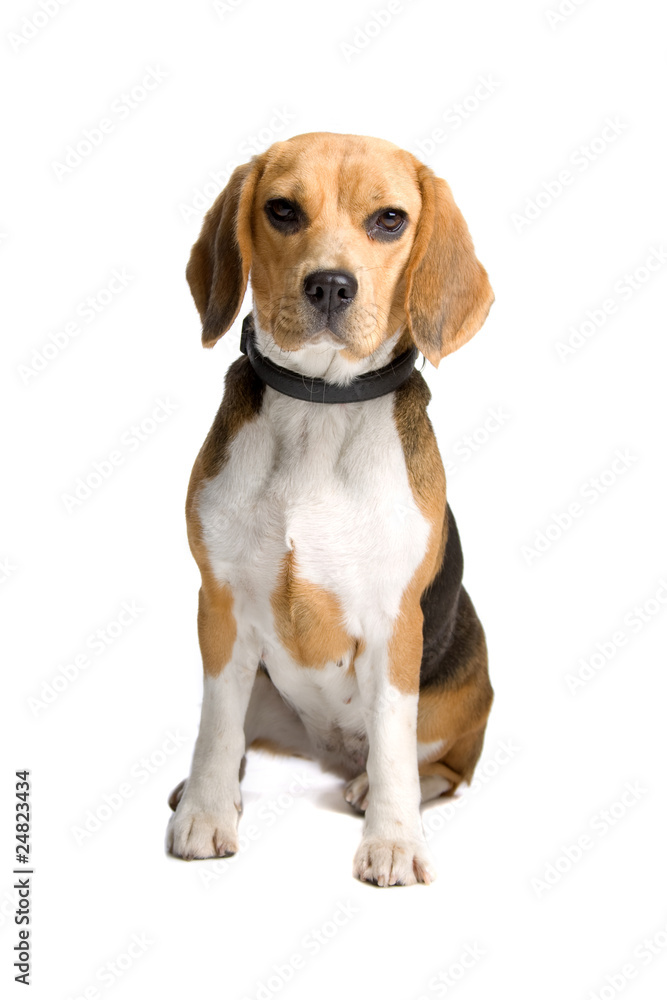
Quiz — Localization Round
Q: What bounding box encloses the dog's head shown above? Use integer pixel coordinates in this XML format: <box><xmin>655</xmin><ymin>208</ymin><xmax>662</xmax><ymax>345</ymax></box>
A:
<box><xmin>186</xmin><ymin>132</ymin><xmax>493</xmax><ymax>367</ymax></box>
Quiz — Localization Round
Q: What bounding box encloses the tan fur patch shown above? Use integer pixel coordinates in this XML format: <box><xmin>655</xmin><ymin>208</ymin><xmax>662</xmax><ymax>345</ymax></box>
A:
<box><xmin>403</xmin><ymin>166</ymin><xmax>494</xmax><ymax>367</ymax></box>
<box><xmin>418</xmin><ymin>759</ymin><xmax>465</xmax><ymax>788</ymax></box>
<box><xmin>417</xmin><ymin>674</ymin><xmax>490</xmax><ymax>749</ymax></box>
<box><xmin>192</xmin><ymin>357</ymin><xmax>265</xmax><ymax>483</ymax></box>
<box><xmin>388</xmin><ymin>372</ymin><xmax>447</xmax><ymax>693</ymax></box>
<box><xmin>185</xmin><ymin>358</ymin><xmax>265</xmax><ymax>677</ymax></box>
<box><xmin>271</xmin><ymin>550</ymin><xmax>355</xmax><ymax>668</ymax></box>
<box><xmin>187</xmin><ymin>482</ymin><xmax>238</xmax><ymax>679</ymax></box>
<box><xmin>248</xmin><ymin>737</ymin><xmax>311</xmax><ymax>759</ymax></box>
<box><xmin>196</xmin><ymin>577</ymin><xmax>236</xmax><ymax>677</ymax></box>
<box><xmin>346</xmin><ymin>639</ymin><xmax>366</xmax><ymax>678</ymax></box>
<box><xmin>186</xmin><ymin>160</ymin><xmax>263</xmax><ymax>347</ymax></box>
<box><xmin>417</xmin><ymin>637</ymin><xmax>493</xmax><ymax>787</ymax></box>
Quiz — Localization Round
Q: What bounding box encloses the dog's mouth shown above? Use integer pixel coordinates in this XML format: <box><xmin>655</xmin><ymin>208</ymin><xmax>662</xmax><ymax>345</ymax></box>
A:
<box><xmin>265</xmin><ymin>295</ymin><xmax>384</xmax><ymax>359</ymax></box>
<box><xmin>304</xmin><ymin>305</ymin><xmax>354</xmax><ymax>344</ymax></box>
<box><xmin>305</xmin><ymin>327</ymin><xmax>347</xmax><ymax>350</ymax></box>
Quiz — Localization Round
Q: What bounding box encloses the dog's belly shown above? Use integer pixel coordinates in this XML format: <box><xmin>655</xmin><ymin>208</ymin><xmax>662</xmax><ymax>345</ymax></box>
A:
<box><xmin>196</xmin><ymin>389</ymin><xmax>431</xmax><ymax>758</ymax></box>
<box><xmin>264</xmin><ymin>654</ymin><xmax>369</xmax><ymax>771</ymax></box>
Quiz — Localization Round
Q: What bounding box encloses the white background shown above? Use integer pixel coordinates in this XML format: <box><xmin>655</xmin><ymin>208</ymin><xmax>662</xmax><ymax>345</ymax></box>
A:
<box><xmin>2</xmin><ymin>0</ymin><xmax>666</xmax><ymax>997</ymax></box>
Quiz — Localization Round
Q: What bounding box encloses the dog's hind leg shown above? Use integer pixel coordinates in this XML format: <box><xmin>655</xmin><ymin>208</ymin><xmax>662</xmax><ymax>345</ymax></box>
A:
<box><xmin>345</xmin><ymin>588</ymin><xmax>492</xmax><ymax>815</ymax></box>
<box><xmin>345</xmin><ymin>762</ymin><xmax>462</xmax><ymax>813</ymax></box>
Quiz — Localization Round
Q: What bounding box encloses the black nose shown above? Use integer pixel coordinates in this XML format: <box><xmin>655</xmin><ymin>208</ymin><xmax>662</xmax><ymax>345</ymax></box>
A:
<box><xmin>303</xmin><ymin>270</ymin><xmax>358</xmax><ymax>314</ymax></box>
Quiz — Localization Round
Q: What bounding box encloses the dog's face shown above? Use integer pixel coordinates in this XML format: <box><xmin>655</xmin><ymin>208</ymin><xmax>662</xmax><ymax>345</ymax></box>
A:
<box><xmin>187</xmin><ymin>132</ymin><xmax>493</xmax><ymax>366</ymax></box>
<box><xmin>248</xmin><ymin>133</ymin><xmax>422</xmax><ymax>359</ymax></box>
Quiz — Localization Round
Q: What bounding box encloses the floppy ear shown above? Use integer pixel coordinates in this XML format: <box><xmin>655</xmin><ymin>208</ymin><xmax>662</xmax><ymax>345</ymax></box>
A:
<box><xmin>186</xmin><ymin>160</ymin><xmax>261</xmax><ymax>347</ymax></box>
<box><xmin>404</xmin><ymin>164</ymin><xmax>494</xmax><ymax>367</ymax></box>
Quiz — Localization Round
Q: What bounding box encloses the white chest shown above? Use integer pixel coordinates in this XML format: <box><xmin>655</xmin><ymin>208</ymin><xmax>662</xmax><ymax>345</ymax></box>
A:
<box><xmin>195</xmin><ymin>387</ymin><xmax>430</xmax><ymax>748</ymax></box>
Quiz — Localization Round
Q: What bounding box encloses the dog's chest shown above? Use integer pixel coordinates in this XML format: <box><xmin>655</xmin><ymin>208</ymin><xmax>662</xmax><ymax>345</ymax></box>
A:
<box><xmin>197</xmin><ymin>388</ymin><xmax>430</xmax><ymax>744</ymax></box>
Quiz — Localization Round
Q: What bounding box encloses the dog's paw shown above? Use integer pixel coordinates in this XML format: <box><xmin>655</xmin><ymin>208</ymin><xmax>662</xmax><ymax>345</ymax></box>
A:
<box><xmin>166</xmin><ymin>799</ymin><xmax>240</xmax><ymax>860</ymax></box>
<box><xmin>344</xmin><ymin>773</ymin><xmax>369</xmax><ymax>813</ymax></box>
<box><xmin>353</xmin><ymin>836</ymin><xmax>436</xmax><ymax>887</ymax></box>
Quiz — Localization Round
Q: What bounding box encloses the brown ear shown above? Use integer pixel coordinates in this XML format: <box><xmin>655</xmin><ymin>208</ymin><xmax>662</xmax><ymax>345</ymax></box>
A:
<box><xmin>186</xmin><ymin>160</ymin><xmax>261</xmax><ymax>347</ymax></box>
<box><xmin>404</xmin><ymin>164</ymin><xmax>494</xmax><ymax>367</ymax></box>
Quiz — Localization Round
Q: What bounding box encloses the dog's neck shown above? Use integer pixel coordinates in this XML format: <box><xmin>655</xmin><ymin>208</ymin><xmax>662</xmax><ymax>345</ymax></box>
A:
<box><xmin>252</xmin><ymin>310</ymin><xmax>405</xmax><ymax>386</ymax></box>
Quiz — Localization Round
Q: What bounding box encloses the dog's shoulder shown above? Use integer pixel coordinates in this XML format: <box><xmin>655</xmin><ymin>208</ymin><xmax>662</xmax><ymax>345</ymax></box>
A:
<box><xmin>392</xmin><ymin>369</ymin><xmax>445</xmax><ymax>509</ymax></box>
<box><xmin>392</xmin><ymin>373</ymin><xmax>481</xmax><ymax>691</ymax></box>
<box><xmin>197</xmin><ymin>356</ymin><xmax>265</xmax><ymax>480</ymax></box>
<box><xmin>186</xmin><ymin>355</ymin><xmax>264</xmax><ymax>548</ymax></box>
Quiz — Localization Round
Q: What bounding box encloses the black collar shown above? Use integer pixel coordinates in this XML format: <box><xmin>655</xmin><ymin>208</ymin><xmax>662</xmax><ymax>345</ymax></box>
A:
<box><xmin>240</xmin><ymin>314</ymin><xmax>418</xmax><ymax>404</ymax></box>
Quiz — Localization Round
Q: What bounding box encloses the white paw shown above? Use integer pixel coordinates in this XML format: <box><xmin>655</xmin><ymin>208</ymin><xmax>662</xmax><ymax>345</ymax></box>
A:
<box><xmin>353</xmin><ymin>836</ymin><xmax>436</xmax><ymax>887</ymax></box>
<box><xmin>166</xmin><ymin>796</ymin><xmax>240</xmax><ymax>860</ymax></box>
<box><xmin>344</xmin><ymin>773</ymin><xmax>370</xmax><ymax>813</ymax></box>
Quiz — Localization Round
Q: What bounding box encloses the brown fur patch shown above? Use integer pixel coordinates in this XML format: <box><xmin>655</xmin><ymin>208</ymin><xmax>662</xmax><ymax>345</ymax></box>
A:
<box><xmin>346</xmin><ymin>639</ymin><xmax>366</xmax><ymax>678</ymax></box>
<box><xmin>271</xmin><ymin>550</ymin><xmax>355</xmax><ymax>668</ymax></box>
<box><xmin>196</xmin><ymin>579</ymin><xmax>236</xmax><ymax>677</ymax></box>
<box><xmin>416</xmin><ymin>598</ymin><xmax>493</xmax><ymax>786</ymax></box>
<box><xmin>418</xmin><ymin>760</ymin><xmax>465</xmax><ymax>789</ymax></box>
<box><xmin>186</xmin><ymin>160</ymin><xmax>264</xmax><ymax>347</ymax></box>
<box><xmin>403</xmin><ymin>165</ymin><xmax>494</xmax><ymax>367</ymax></box>
<box><xmin>248</xmin><ymin>737</ymin><xmax>311</xmax><ymax>759</ymax></box>
<box><xmin>388</xmin><ymin>372</ymin><xmax>447</xmax><ymax>693</ymax></box>
<box><xmin>417</xmin><ymin>673</ymin><xmax>490</xmax><ymax>751</ymax></box>
<box><xmin>190</xmin><ymin>356</ymin><xmax>265</xmax><ymax>486</ymax></box>
<box><xmin>186</xmin><ymin>357</ymin><xmax>265</xmax><ymax>676</ymax></box>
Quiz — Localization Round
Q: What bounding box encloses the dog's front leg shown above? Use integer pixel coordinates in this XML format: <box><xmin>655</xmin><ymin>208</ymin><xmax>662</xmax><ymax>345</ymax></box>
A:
<box><xmin>352</xmin><ymin>641</ymin><xmax>435</xmax><ymax>886</ymax></box>
<box><xmin>166</xmin><ymin>585</ymin><xmax>258</xmax><ymax>859</ymax></box>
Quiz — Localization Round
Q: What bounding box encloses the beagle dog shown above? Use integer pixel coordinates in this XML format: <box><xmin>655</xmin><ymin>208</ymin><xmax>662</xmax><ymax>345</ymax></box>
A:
<box><xmin>166</xmin><ymin>132</ymin><xmax>494</xmax><ymax>886</ymax></box>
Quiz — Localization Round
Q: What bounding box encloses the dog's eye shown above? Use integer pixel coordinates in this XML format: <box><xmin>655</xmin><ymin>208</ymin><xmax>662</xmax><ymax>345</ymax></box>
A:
<box><xmin>368</xmin><ymin>208</ymin><xmax>407</xmax><ymax>239</ymax></box>
<box><xmin>268</xmin><ymin>199</ymin><xmax>295</xmax><ymax>220</ymax></box>
<box><xmin>265</xmin><ymin>199</ymin><xmax>300</xmax><ymax>230</ymax></box>
<box><xmin>377</xmin><ymin>210</ymin><xmax>404</xmax><ymax>231</ymax></box>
